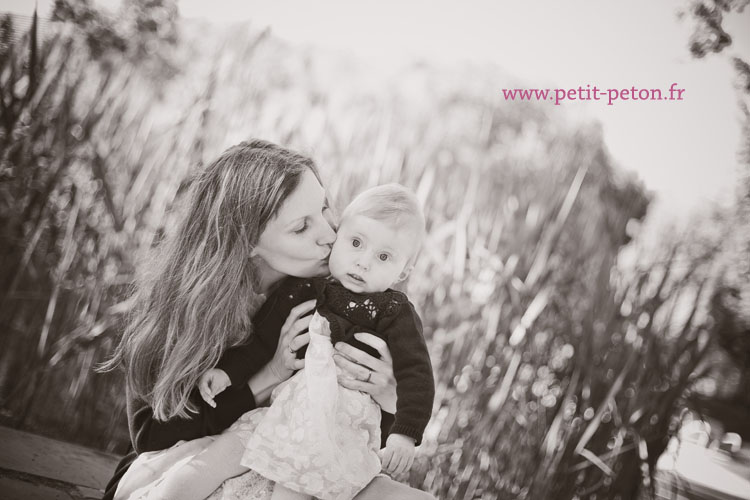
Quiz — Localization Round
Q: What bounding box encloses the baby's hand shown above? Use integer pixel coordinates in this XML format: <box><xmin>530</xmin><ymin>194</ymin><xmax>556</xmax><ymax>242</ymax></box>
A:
<box><xmin>198</xmin><ymin>369</ymin><xmax>231</xmax><ymax>408</ymax></box>
<box><xmin>379</xmin><ymin>433</ymin><xmax>416</xmax><ymax>476</ymax></box>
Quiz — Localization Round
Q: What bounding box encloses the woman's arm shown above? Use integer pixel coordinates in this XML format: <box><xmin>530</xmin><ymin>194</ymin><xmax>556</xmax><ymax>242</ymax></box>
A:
<box><xmin>246</xmin><ymin>298</ymin><xmax>316</xmax><ymax>403</ymax></box>
<box><xmin>218</xmin><ymin>277</ymin><xmax>317</xmax><ymax>386</ymax></box>
<box><xmin>245</xmin><ymin>360</ymin><xmax>284</xmax><ymax>404</ymax></box>
<box><xmin>131</xmin><ymin>309</ymin><xmax>316</xmax><ymax>452</ymax></box>
<box><xmin>129</xmin><ymin>281</ymin><xmax>316</xmax><ymax>453</ymax></box>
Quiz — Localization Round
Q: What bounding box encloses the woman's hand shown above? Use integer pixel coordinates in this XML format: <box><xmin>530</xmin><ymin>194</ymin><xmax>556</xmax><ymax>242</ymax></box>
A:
<box><xmin>249</xmin><ymin>299</ymin><xmax>316</xmax><ymax>405</ymax></box>
<box><xmin>334</xmin><ymin>332</ymin><xmax>397</xmax><ymax>414</ymax></box>
<box><xmin>268</xmin><ymin>299</ymin><xmax>315</xmax><ymax>382</ymax></box>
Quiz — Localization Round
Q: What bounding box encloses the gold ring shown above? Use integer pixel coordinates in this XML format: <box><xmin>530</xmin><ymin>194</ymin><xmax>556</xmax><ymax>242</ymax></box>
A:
<box><xmin>364</xmin><ymin>371</ymin><xmax>372</xmax><ymax>383</ymax></box>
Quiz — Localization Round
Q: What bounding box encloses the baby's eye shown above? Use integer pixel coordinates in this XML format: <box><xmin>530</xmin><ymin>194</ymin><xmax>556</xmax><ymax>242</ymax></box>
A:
<box><xmin>352</xmin><ymin>238</ymin><xmax>361</xmax><ymax>248</ymax></box>
<box><xmin>379</xmin><ymin>254</ymin><xmax>389</xmax><ymax>262</ymax></box>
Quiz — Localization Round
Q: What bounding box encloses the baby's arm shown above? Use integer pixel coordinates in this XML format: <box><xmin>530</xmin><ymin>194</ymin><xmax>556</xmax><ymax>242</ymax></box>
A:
<box><xmin>198</xmin><ymin>368</ymin><xmax>232</xmax><ymax>407</ymax></box>
<box><xmin>382</xmin><ymin>299</ymin><xmax>435</xmax><ymax>447</ymax></box>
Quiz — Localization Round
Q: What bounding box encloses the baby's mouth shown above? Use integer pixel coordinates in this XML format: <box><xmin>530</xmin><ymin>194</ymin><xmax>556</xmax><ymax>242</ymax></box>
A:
<box><xmin>347</xmin><ymin>273</ymin><xmax>365</xmax><ymax>284</ymax></box>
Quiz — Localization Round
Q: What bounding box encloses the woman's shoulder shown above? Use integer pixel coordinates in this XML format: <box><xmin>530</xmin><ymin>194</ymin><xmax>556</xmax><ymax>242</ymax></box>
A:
<box><xmin>273</xmin><ymin>276</ymin><xmax>316</xmax><ymax>297</ymax></box>
<box><xmin>252</xmin><ymin>276</ymin><xmax>315</xmax><ymax>321</ymax></box>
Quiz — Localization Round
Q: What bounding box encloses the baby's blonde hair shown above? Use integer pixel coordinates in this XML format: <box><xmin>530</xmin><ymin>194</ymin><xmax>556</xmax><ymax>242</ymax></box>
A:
<box><xmin>341</xmin><ymin>183</ymin><xmax>426</xmax><ymax>264</ymax></box>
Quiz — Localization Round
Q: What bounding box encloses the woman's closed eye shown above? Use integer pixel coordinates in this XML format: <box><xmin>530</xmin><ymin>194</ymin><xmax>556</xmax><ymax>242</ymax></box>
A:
<box><xmin>295</xmin><ymin>203</ymin><xmax>333</xmax><ymax>234</ymax></box>
<box><xmin>293</xmin><ymin>219</ymin><xmax>309</xmax><ymax>234</ymax></box>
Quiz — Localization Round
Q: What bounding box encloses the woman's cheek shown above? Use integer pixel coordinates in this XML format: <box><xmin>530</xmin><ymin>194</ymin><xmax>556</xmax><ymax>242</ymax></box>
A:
<box><xmin>287</xmin><ymin>234</ymin><xmax>314</xmax><ymax>260</ymax></box>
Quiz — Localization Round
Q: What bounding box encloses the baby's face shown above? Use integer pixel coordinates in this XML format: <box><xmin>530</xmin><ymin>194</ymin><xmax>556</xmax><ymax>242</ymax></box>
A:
<box><xmin>328</xmin><ymin>215</ymin><xmax>413</xmax><ymax>294</ymax></box>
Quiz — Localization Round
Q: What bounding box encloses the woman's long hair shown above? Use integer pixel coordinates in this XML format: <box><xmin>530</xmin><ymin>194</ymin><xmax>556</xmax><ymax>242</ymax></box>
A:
<box><xmin>101</xmin><ymin>140</ymin><xmax>319</xmax><ymax>421</ymax></box>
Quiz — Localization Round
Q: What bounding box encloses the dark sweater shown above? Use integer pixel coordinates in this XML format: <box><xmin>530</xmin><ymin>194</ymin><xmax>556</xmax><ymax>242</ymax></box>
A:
<box><xmin>217</xmin><ymin>277</ymin><xmax>435</xmax><ymax>445</ymax></box>
<box><xmin>101</xmin><ymin>277</ymin><xmax>401</xmax><ymax>500</ymax></box>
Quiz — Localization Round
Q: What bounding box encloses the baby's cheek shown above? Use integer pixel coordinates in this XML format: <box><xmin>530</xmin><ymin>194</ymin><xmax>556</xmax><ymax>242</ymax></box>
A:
<box><xmin>329</xmin><ymin>253</ymin><xmax>350</xmax><ymax>282</ymax></box>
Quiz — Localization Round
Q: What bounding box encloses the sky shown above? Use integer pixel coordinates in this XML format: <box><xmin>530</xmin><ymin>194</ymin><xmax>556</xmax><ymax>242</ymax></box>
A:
<box><xmin>3</xmin><ymin>0</ymin><xmax>750</xmax><ymax>222</ymax></box>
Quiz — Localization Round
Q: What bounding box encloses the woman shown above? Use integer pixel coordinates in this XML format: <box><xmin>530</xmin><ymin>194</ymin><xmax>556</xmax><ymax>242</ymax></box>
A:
<box><xmin>101</xmin><ymin>140</ymin><xmax>434</xmax><ymax>500</ymax></box>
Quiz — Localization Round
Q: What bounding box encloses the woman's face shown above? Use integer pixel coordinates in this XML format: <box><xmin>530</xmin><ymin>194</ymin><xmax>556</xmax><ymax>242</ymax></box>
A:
<box><xmin>252</xmin><ymin>169</ymin><xmax>337</xmax><ymax>285</ymax></box>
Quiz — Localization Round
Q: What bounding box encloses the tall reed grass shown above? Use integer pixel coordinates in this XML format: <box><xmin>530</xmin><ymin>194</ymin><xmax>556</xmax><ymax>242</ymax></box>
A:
<box><xmin>0</xmin><ymin>12</ymin><xmax>723</xmax><ymax>499</ymax></box>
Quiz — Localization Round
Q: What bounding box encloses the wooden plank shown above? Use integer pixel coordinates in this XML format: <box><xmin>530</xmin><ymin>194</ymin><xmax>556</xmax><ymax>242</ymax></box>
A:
<box><xmin>654</xmin><ymin>472</ymin><xmax>691</xmax><ymax>500</ymax></box>
<box><xmin>0</xmin><ymin>426</ymin><xmax>119</xmax><ymax>490</ymax></box>
<box><xmin>669</xmin><ymin>444</ymin><xmax>750</xmax><ymax>500</ymax></box>
<box><xmin>657</xmin><ymin>441</ymin><xmax>750</xmax><ymax>500</ymax></box>
<box><xmin>0</xmin><ymin>476</ymin><xmax>74</xmax><ymax>500</ymax></box>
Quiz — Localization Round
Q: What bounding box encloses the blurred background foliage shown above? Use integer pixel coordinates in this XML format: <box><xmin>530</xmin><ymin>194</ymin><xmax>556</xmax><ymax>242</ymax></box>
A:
<box><xmin>1</xmin><ymin>1</ymin><xmax>748</xmax><ymax>499</ymax></box>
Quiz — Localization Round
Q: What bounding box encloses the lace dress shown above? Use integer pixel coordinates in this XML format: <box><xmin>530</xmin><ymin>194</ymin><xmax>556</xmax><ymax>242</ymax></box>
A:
<box><xmin>206</xmin><ymin>470</ymin><xmax>274</xmax><ymax>500</ymax></box>
<box><xmin>232</xmin><ymin>312</ymin><xmax>382</xmax><ymax>500</ymax></box>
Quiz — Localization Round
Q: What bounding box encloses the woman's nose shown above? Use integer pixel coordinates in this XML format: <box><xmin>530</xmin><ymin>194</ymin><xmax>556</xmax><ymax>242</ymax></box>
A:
<box><xmin>322</xmin><ymin>205</ymin><xmax>338</xmax><ymax>233</ymax></box>
<box><xmin>317</xmin><ymin>217</ymin><xmax>336</xmax><ymax>247</ymax></box>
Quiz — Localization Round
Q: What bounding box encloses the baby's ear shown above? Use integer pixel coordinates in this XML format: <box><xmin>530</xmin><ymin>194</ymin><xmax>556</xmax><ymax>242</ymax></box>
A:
<box><xmin>397</xmin><ymin>264</ymin><xmax>414</xmax><ymax>283</ymax></box>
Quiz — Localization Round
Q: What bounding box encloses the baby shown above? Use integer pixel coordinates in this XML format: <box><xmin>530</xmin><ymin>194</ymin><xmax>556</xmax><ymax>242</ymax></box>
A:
<box><xmin>161</xmin><ymin>184</ymin><xmax>434</xmax><ymax>500</ymax></box>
